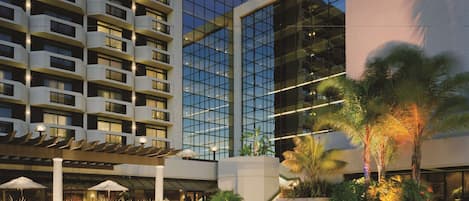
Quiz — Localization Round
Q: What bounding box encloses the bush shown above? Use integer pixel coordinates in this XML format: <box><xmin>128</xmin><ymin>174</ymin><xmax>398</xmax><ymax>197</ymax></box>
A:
<box><xmin>209</xmin><ymin>190</ymin><xmax>243</xmax><ymax>201</ymax></box>
<box><xmin>401</xmin><ymin>179</ymin><xmax>432</xmax><ymax>201</ymax></box>
<box><xmin>284</xmin><ymin>180</ymin><xmax>333</xmax><ymax>198</ymax></box>
<box><xmin>331</xmin><ymin>178</ymin><xmax>367</xmax><ymax>201</ymax></box>
<box><xmin>367</xmin><ymin>176</ymin><xmax>433</xmax><ymax>201</ymax></box>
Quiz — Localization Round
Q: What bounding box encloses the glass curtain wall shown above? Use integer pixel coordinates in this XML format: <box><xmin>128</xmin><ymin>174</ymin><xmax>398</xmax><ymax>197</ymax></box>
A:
<box><xmin>241</xmin><ymin>5</ymin><xmax>275</xmax><ymax>155</ymax></box>
<box><xmin>182</xmin><ymin>0</ymin><xmax>245</xmax><ymax>160</ymax></box>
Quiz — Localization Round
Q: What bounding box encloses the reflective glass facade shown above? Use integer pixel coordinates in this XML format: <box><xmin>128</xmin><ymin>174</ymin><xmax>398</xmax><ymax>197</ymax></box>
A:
<box><xmin>182</xmin><ymin>0</ymin><xmax>245</xmax><ymax>160</ymax></box>
<box><xmin>272</xmin><ymin>0</ymin><xmax>346</xmax><ymax>158</ymax></box>
<box><xmin>241</xmin><ymin>6</ymin><xmax>275</xmax><ymax>152</ymax></box>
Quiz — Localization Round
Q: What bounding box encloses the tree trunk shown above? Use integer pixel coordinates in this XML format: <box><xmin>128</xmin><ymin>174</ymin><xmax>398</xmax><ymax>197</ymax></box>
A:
<box><xmin>377</xmin><ymin>142</ymin><xmax>386</xmax><ymax>182</ymax></box>
<box><xmin>363</xmin><ymin>127</ymin><xmax>371</xmax><ymax>184</ymax></box>
<box><xmin>411</xmin><ymin>132</ymin><xmax>422</xmax><ymax>183</ymax></box>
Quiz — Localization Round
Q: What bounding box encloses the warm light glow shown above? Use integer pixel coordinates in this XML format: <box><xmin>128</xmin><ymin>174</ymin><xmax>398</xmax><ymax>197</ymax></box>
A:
<box><xmin>139</xmin><ymin>137</ymin><xmax>147</xmax><ymax>145</ymax></box>
<box><xmin>131</xmin><ymin>64</ymin><xmax>136</xmax><ymax>71</ymax></box>
<box><xmin>132</xmin><ymin>95</ymin><xmax>136</xmax><ymax>101</ymax></box>
<box><xmin>26</xmin><ymin>38</ymin><xmax>31</xmax><ymax>44</ymax></box>
<box><xmin>131</xmin><ymin>4</ymin><xmax>136</xmax><ymax>11</ymax></box>
<box><xmin>210</xmin><ymin>146</ymin><xmax>218</xmax><ymax>152</ymax></box>
<box><xmin>25</xmin><ymin>110</ymin><xmax>30</xmax><ymax>115</ymax></box>
<box><xmin>268</xmin><ymin>72</ymin><xmax>346</xmax><ymax>95</ymax></box>
<box><xmin>26</xmin><ymin>2</ymin><xmax>31</xmax><ymax>9</ymax></box>
<box><xmin>36</xmin><ymin>124</ymin><xmax>46</xmax><ymax>132</ymax></box>
<box><xmin>25</xmin><ymin>74</ymin><xmax>31</xmax><ymax>81</ymax></box>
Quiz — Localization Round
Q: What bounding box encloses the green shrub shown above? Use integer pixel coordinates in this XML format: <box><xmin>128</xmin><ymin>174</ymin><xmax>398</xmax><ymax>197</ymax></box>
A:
<box><xmin>331</xmin><ymin>178</ymin><xmax>367</xmax><ymax>201</ymax></box>
<box><xmin>209</xmin><ymin>190</ymin><xmax>243</xmax><ymax>201</ymax></box>
<box><xmin>401</xmin><ymin>179</ymin><xmax>432</xmax><ymax>201</ymax></box>
<box><xmin>284</xmin><ymin>180</ymin><xmax>333</xmax><ymax>198</ymax></box>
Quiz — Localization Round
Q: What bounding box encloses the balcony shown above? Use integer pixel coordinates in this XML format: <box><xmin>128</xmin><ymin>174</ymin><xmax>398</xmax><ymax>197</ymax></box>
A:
<box><xmin>0</xmin><ymin>40</ymin><xmax>27</xmax><ymax>68</ymax></box>
<box><xmin>135</xmin><ymin>76</ymin><xmax>172</xmax><ymax>98</ymax></box>
<box><xmin>30</xmin><ymin>123</ymin><xmax>84</xmax><ymax>140</ymax></box>
<box><xmin>0</xmin><ymin>117</ymin><xmax>27</xmax><ymax>136</ymax></box>
<box><xmin>87</xmin><ymin>32</ymin><xmax>133</xmax><ymax>60</ymax></box>
<box><xmin>135</xmin><ymin>106</ymin><xmax>172</xmax><ymax>126</ymax></box>
<box><xmin>87</xmin><ymin>97</ymin><xmax>133</xmax><ymax>120</ymax></box>
<box><xmin>29</xmin><ymin>87</ymin><xmax>85</xmax><ymax>112</ymax></box>
<box><xmin>0</xmin><ymin>80</ymin><xmax>26</xmax><ymax>104</ymax></box>
<box><xmin>87</xmin><ymin>0</ymin><xmax>133</xmax><ymax>29</ymax></box>
<box><xmin>135</xmin><ymin>0</ymin><xmax>172</xmax><ymax>13</ymax></box>
<box><xmin>87</xmin><ymin>64</ymin><xmax>133</xmax><ymax>90</ymax></box>
<box><xmin>138</xmin><ymin>135</ymin><xmax>170</xmax><ymax>148</ymax></box>
<box><xmin>37</xmin><ymin>0</ymin><xmax>85</xmax><ymax>13</ymax></box>
<box><xmin>0</xmin><ymin>2</ymin><xmax>27</xmax><ymax>32</ymax></box>
<box><xmin>86</xmin><ymin>130</ymin><xmax>131</xmax><ymax>145</ymax></box>
<box><xmin>30</xmin><ymin>51</ymin><xmax>84</xmax><ymax>79</ymax></box>
<box><xmin>135</xmin><ymin>16</ymin><xmax>172</xmax><ymax>41</ymax></box>
<box><xmin>30</xmin><ymin>15</ymin><xmax>85</xmax><ymax>47</ymax></box>
<box><xmin>135</xmin><ymin>46</ymin><xmax>172</xmax><ymax>69</ymax></box>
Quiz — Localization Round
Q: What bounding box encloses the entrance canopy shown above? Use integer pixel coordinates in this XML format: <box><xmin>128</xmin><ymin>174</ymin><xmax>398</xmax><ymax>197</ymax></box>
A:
<box><xmin>0</xmin><ymin>132</ymin><xmax>180</xmax><ymax>168</ymax></box>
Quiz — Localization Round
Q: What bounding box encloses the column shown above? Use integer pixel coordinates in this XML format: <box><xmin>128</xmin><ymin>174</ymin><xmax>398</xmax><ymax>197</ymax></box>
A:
<box><xmin>53</xmin><ymin>158</ymin><xmax>63</xmax><ymax>201</ymax></box>
<box><xmin>155</xmin><ymin>165</ymin><xmax>164</xmax><ymax>201</ymax></box>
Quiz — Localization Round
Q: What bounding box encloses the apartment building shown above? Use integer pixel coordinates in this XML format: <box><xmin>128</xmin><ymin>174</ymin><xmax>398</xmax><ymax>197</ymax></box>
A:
<box><xmin>0</xmin><ymin>0</ymin><xmax>180</xmax><ymax>149</ymax></box>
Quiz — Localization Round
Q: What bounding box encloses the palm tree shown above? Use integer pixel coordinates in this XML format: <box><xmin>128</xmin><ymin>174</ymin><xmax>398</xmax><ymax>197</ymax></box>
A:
<box><xmin>210</xmin><ymin>190</ymin><xmax>243</xmax><ymax>201</ymax></box>
<box><xmin>365</xmin><ymin>44</ymin><xmax>469</xmax><ymax>182</ymax></box>
<box><xmin>282</xmin><ymin>135</ymin><xmax>347</xmax><ymax>182</ymax></box>
<box><xmin>314</xmin><ymin>76</ymin><xmax>386</xmax><ymax>183</ymax></box>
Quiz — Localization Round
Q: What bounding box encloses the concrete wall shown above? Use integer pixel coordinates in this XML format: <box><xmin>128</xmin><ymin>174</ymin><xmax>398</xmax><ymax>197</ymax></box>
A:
<box><xmin>218</xmin><ymin>156</ymin><xmax>279</xmax><ymax>201</ymax></box>
<box><xmin>346</xmin><ymin>0</ymin><xmax>469</xmax><ymax>79</ymax></box>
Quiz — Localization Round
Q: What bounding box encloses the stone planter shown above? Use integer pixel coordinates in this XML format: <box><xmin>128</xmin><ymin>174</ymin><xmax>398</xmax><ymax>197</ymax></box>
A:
<box><xmin>277</xmin><ymin>198</ymin><xmax>330</xmax><ymax>201</ymax></box>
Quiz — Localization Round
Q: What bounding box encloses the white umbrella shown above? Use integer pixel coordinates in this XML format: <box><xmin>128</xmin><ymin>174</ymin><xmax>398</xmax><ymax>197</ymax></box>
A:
<box><xmin>88</xmin><ymin>180</ymin><xmax>128</xmax><ymax>201</ymax></box>
<box><xmin>0</xmin><ymin>177</ymin><xmax>46</xmax><ymax>199</ymax></box>
<box><xmin>176</xmin><ymin>149</ymin><xmax>198</xmax><ymax>159</ymax></box>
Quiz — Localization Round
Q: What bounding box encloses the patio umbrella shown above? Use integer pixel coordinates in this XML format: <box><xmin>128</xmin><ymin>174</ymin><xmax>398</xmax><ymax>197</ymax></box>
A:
<box><xmin>0</xmin><ymin>177</ymin><xmax>46</xmax><ymax>199</ymax></box>
<box><xmin>176</xmin><ymin>149</ymin><xmax>198</xmax><ymax>159</ymax></box>
<box><xmin>88</xmin><ymin>180</ymin><xmax>128</xmax><ymax>201</ymax></box>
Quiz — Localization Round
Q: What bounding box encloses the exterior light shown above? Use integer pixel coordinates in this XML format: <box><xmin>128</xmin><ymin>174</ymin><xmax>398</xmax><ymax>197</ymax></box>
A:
<box><xmin>26</xmin><ymin>2</ymin><xmax>31</xmax><ymax>9</ymax></box>
<box><xmin>210</xmin><ymin>146</ymin><xmax>218</xmax><ymax>161</ymax></box>
<box><xmin>139</xmin><ymin>137</ymin><xmax>147</xmax><ymax>146</ymax></box>
<box><xmin>25</xmin><ymin>74</ymin><xmax>31</xmax><ymax>82</ymax></box>
<box><xmin>25</xmin><ymin>110</ymin><xmax>30</xmax><ymax>115</ymax></box>
<box><xmin>36</xmin><ymin>124</ymin><xmax>46</xmax><ymax>136</ymax></box>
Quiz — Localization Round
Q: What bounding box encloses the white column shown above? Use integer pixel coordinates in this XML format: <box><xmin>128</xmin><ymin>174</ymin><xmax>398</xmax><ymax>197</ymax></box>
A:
<box><xmin>155</xmin><ymin>165</ymin><xmax>164</xmax><ymax>201</ymax></box>
<box><xmin>53</xmin><ymin>158</ymin><xmax>63</xmax><ymax>201</ymax></box>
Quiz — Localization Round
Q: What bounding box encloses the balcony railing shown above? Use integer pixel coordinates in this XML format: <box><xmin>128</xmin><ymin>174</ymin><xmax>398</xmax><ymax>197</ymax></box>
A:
<box><xmin>153</xmin><ymin>20</ymin><xmax>170</xmax><ymax>34</ymax></box>
<box><xmin>49</xmin><ymin>127</ymin><xmax>75</xmax><ymax>140</ymax></box>
<box><xmin>0</xmin><ymin>82</ymin><xmax>14</xmax><ymax>96</ymax></box>
<box><xmin>105</xmin><ymin>101</ymin><xmax>126</xmax><ymax>114</ymax></box>
<box><xmin>50</xmin><ymin>56</ymin><xmax>76</xmax><ymax>72</ymax></box>
<box><xmin>0</xmin><ymin>5</ymin><xmax>14</xmax><ymax>20</ymax></box>
<box><xmin>152</xmin><ymin>80</ymin><xmax>170</xmax><ymax>92</ymax></box>
<box><xmin>0</xmin><ymin>44</ymin><xmax>14</xmax><ymax>58</ymax></box>
<box><xmin>50</xmin><ymin>20</ymin><xmax>76</xmax><ymax>37</ymax></box>
<box><xmin>152</xmin><ymin>110</ymin><xmax>169</xmax><ymax>121</ymax></box>
<box><xmin>105</xmin><ymin>69</ymin><xmax>127</xmax><ymax>83</ymax></box>
<box><xmin>153</xmin><ymin>51</ymin><xmax>170</xmax><ymax>64</ymax></box>
<box><xmin>50</xmin><ymin>91</ymin><xmax>75</xmax><ymax>106</ymax></box>
<box><xmin>105</xmin><ymin>4</ymin><xmax>126</xmax><ymax>20</ymax></box>
<box><xmin>105</xmin><ymin>36</ymin><xmax>126</xmax><ymax>52</ymax></box>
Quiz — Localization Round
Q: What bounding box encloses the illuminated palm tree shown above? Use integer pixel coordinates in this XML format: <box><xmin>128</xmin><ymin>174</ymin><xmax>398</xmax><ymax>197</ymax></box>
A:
<box><xmin>282</xmin><ymin>135</ymin><xmax>347</xmax><ymax>182</ymax></box>
<box><xmin>365</xmin><ymin>44</ymin><xmax>469</xmax><ymax>182</ymax></box>
<box><xmin>314</xmin><ymin>76</ymin><xmax>386</xmax><ymax>183</ymax></box>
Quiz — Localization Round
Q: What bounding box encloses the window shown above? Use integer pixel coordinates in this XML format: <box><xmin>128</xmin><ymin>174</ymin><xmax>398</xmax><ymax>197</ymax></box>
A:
<box><xmin>105</xmin><ymin>36</ymin><xmax>125</xmax><ymax>51</ymax></box>
<box><xmin>50</xmin><ymin>21</ymin><xmax>75</xmax><ymax>37</ymax></box>
<box><xmin>43</xmin><ymin>112</ymin><xmax>71</xmax><ymax>125</ymax></box>
<box><xmin>50</xmin><ymin>56</ymin><xmax>75</xmax><ymax>71</ymax></box>
<box><xmin>146</xmin><ymin>97</ymin><xmax>166</xmax><ymax>109</ymax></box>
<box><xmin>97</xmin><ymin>54</ymin><xmax>123</xmax><ymax>69</ymax></box>
<box><xmin>0</xmin><ymin>5</ymin><xmax>14</xmax><ymax>21</ymax></box>
<box><xmin>146</xmin><ymin>8</ymin><xmax>167</xmax><ymax>21</ymax></box>
<box><xmin>105</xmin><ymin>101</ymin><xmax>126</xmax><ymax>114</ymax></box>
<box><xmin>97</xmin><ymin>21</ymin><xmax>122</xmax><ymax>38</ymax></box>
<box><xmin>153</xmin><ymin>51</ymin><xmax>170</xmax><ymax>63</ymax></box>
<box><xmin>0</xmin><ymin>44</ymin><xmax>14</xmax><ymax>58</ymax></box>
<box><xmin>0</xmin><ymin>68</ymin><xmax>12</xmax><ymax>80</ymax></box>
<box><xmin>105</xmin><ymin>69</ymin><xmax>126</xmax><ymax>83</ymax></box>
<box><xmin>97</xmin><ymin>89</ymin><xmax>122</xmax><ymax>100</ymax></box>
<box><xmin>146</xmin><ymin>37</ymin><xmax>167</xmax><ymax>51</ymax></box>
<box><xmin>44</xmin><ymin>43</ymin><xmax>72</xmax><ymax>57</ymax></box>
<box><xmin>50</xmin><ymin>92</ymin><xmax>75</xmax><ymax>106</ymax></box>
<box><xmin>152</xmin><ymin>140</ymin><xmax>168</xmax><ymax>149</ymax></box>
<box><xmin>153</xmin><ymin>21</ymin><xmax>170</xmax><ymax>34</ymax></box>
<box><xmin>0</xmin><ymin>121</ymin><xmax>13</xmax><ymax>133</ymax></box>
<box><xmin>0</xmin><ymin>104</ymin><xmax>11</xmax><ymax>118</ymax></box>
<box><xmin>146</xmin><ymin>67</ymin><xmax>167</xmax><ymax>80</ymax></box>
<box><xmin>97</xmin><ymin>118</ymin><xmax>122</xmax><ymax>132</ymax></box>
<box><xmin>152</xmin><ymin>110</ymin><xmax>169</xmax><ymax>121</ymax></box>
<box><xmin>44</xmin><ymin>79</ymin><xmax>72</xmax><ymax>91</ymax></box>
<box><xmin>106</xmin><ymin>134</ymin><xmax>125</xmax><ymax>144</ymax></box>
<box><xmin>152</xmin><ymin>80</ymin><xmax>169</xmax><ymax>92</ymax></box>
<box><xmin>49</xmin><ymin>127</ymin><xmax>74</xmax><ymax>139</ymax></box>
<box><xmin>0</xmin><ymin>82</ymin><xmax>13</xmax><ymax>96</ymax></box>
<box><xmin>146</xmin><ymin>125</ymin><xmax>166</xmax><ymax>138</ymax></box>
<box><xmin>105</xmin><ymin>4</ymin><xmax>126</xmax><ymax>20</ymax></box>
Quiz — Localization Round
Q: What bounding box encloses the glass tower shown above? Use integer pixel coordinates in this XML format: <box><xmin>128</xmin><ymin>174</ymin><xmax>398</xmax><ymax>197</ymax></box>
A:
<box><xmin>182</xmin><ymin>0</ymin><xmax>245</xmax><ymax>160</ymax></box>
<box><xmin>241</xmin><ymin>5</ymin><xmax>275</xmax><ymax>154</ymax></box>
